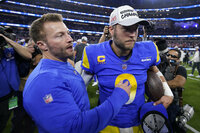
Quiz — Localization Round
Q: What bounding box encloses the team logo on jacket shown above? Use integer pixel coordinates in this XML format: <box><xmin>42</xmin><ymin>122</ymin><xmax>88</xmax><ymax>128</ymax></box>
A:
<box><xmin>97</xmin><ymin>55</ymin><xmax>106</xmax><ymax>64</ymax></box>
<box><xmin>43</xmin><ymin>94</ymin><xmax>53</xmax><ymax>104</ymax></box>
<box><xmin>141</xmin><ymin>57</ymin><xmax>152</xmax><ymax>62</ymax></box>
<box><xmin>122</xmin><ymin>64</ymin><xmax>127</xmax><ymax>70</ymax></box>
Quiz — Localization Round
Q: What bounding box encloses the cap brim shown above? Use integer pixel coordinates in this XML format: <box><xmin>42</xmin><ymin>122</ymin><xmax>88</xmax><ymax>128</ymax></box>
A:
<box><xmin>140</xmin><ymin>102</ymin><xmax>171</xmax><ymax>133</ymax></box>
<box><xmin>118</xmin><ymin>18</ymin><xmax>149</xmax><ymax>26</ymax></box>
<box><xmin>140</xmin><ymin>102</ymin><xmax>168</xmax><ymax>120</ymax></box>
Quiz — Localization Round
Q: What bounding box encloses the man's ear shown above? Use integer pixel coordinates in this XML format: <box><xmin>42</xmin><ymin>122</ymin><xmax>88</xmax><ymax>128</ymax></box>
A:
<box><xmin>37</xmin><ymin>41</ymin><xmax>48</xmax><ymax>51</ymax></box>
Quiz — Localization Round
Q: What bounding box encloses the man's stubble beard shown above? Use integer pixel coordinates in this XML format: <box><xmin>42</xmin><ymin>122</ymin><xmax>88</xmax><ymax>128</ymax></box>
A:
<box><xmin>113</xmin><ymin>31</ymin><xmax>133</xmax><ymax>51</ymax></box>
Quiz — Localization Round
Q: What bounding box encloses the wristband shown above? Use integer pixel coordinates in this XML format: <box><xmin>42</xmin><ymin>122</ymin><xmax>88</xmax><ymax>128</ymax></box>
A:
<box><xmin>156</xmin><ymin>71</ymin><xmax>163</xmax><ymax>77</ymax></box>
<box><xmin>163</xmin><ymin>82</ymin><xmax>174</xmax><ymax>97</ymax></box>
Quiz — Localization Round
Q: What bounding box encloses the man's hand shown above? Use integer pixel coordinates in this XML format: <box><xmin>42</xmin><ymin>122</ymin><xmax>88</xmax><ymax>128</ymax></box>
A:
<box><xmin>98</xmin><ymin>26</ymin><xmax>109</xmax><ymax>43</ymax></box>
<box><xmin>103</xmin><ymin>26</ymin><xmax>109</xmax><ymax>36</ymax></box>
<box><xmin>116</xmin><ymin>80</ymin><xmax>131</xmax><ymax>97</ymax></box>
<box><xmin>0</xmin><ymin>33</ymin><xmax>13</xmax><ymax>46</ymax></box>
<box><xmin>154</xmin><ymin>95</ymin><xmax>173</xmax><ymax>108</ymax></box>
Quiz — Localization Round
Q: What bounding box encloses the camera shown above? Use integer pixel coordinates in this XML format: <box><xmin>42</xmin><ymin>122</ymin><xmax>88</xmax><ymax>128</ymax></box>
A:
<box><xmin>0</xmin><ymin>26</ymin><xmax>16</xmax><ymax>48</ymax></box>
<box><xmin>157</xmin><ymin>53</ymin><xmax>169</xmax><ymax>74</ymax></box>
<box><xmin>176</xmin><ymin>104</ymin><xmax>194</xmax><ymax>130</ymax></box>
<box><xmin>0</xmin><ymin>26</ymin><xmax>7</xmax><ymax>48</ymax></box>
<box><xmin>0</xmin><ymin>26</ymin><xmax>16</xmax><ymax>60</ymax></box>
<box><xmin>169</xmin><ymin>59</ymin><xmax>179</xmax><ymax>66</ymax></box>
<box><xmin>144</xmin><ymin>21</ymin><xmax>155</xmax><ymax>33</ymax></box>
<box><xmin>32</xmin><ymin>45</ymin><xmax>42</xmax><ymax>58</ymax></box>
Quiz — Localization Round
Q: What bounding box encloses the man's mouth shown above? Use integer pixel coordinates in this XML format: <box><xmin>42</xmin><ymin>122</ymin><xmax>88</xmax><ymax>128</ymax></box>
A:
<box><xmin>125</xmin><ymin>40</ymin><xmax>135</xmax><ymax>43</ymax></box>
<box><xmin>66</xmin><ymin>45</ymin><xmax>73</xmax><ymax>49</ymax></box>
<box><xmin>126</xmin><ymin>40</ymin><xmax>135</xmax><ymax>42</ymax></box>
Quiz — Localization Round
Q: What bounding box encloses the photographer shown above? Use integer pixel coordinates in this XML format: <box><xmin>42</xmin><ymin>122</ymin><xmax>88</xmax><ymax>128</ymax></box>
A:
<box><xmin>11</xmin><ymin>38</ymin><xmax>42</xmax><ymax>133</ymax></box>
<box><xmin>154</xmin><ymin>38</ymin><xmax>169</xmax><ymax>74</ymax></box>
<box><xmin>141</xmin><ymin>21</ymin><xmax>155</xmax><ymax>41</ymax></box>
<box><xmin>0</xmin><ymin>26</ymin><xmax>32</xmax><ymax>132</ymax></box>
<box><xmin>158</xmin><ymin>47</ymin><xmax>187</xmax><ymax>132</ymax></box>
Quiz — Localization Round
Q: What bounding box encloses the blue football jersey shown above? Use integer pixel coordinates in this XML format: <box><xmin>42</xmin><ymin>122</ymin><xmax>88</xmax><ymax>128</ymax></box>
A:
<box><xmin>82</xmin><ymin>40</ymin><xmax>160</xmax><ymax>127</ymax></box>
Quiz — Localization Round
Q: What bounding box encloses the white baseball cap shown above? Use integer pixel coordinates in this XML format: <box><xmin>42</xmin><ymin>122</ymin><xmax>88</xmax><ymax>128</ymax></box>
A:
<box><xmin>195</xmin><ymin>46</ymin><xmax>199</xmax><ymax>49</ymax></box>
<box><xmin>109</xmin><ymin>5</ymin><xmax>149</xmax><ymax>26</ymax></box>
<box><xmin>77</xmin><ymin>39</ymin><xmax>81</xmax><ymax>43</ymax></box>
<box><xmin>81</xmin><ymin>36</ymin><xmax>88</xmax><ymax>42</ymax></box>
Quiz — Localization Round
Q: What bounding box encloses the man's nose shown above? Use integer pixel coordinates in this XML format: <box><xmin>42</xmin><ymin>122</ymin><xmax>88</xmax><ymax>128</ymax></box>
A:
<box><xmin>129</xmin><ymin>31</ymin><xmax>137</xmax><ymax>38</ymax></box>
<box><xmin>66</xmin><ymin>34</ymin><xmax>73</xmax><ymax>42</ymax></box>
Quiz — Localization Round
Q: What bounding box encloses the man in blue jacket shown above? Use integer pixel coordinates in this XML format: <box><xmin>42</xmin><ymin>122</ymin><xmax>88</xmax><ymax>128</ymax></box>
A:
<box><xmin>23</xmin><ymin>13</ymin><xmax>131</xmax><ymax>133</ymax></box>
<box><xmin>0</xmin><ymin>31</ymin><xmax>32</xmax><ymax>132</ymax></box>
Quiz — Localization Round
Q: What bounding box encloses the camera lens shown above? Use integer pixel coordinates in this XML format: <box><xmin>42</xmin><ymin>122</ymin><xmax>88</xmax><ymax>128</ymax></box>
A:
<box><xmin>0</xmin><ymin>36</ymin><xmax>7</xmax><ymax>48</ymax></box>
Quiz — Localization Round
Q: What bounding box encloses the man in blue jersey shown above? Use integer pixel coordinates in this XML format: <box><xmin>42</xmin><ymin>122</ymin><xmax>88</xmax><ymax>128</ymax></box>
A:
<box><xmin>23</xmin><ymin>13</ymin><xmax>131</xmax><ymax>133</ymax></box>
<box><xmin>81</xmin><ymin>5</ymin><xmax>174</xmax><ymax>133</ymax></box>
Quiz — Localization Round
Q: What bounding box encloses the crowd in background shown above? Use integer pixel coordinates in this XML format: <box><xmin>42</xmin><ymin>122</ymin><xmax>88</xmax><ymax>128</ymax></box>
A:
<box><xmin>5</xmin><ymin>25</ymin><xmax>200</xmax><ymax>48</ymax></box>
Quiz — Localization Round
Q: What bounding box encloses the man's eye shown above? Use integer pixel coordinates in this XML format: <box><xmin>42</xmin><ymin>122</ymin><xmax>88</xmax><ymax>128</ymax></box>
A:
<box><xmin>57</xmin><ymin>34</ymin><xmax>63</xmax><ymax>37</ymax></box>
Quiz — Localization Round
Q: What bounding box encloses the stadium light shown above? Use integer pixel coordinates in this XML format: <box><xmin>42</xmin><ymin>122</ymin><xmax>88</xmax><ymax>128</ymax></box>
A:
<box><xmin>0</xmin><ymin>0</ymin><xmax>6</xmax><ymax>2</ymax></box>
<box><xmin>183</xmin><ymin>25</ymin><xmax>188</xmax><ymax>29</ymax></box>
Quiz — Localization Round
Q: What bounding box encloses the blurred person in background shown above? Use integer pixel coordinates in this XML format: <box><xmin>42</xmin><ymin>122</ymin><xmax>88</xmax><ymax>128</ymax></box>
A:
<box><xmin>11</xmin><ymin>38</ymin><xmax>42</xmax><ymax>133</ymax></box>
<box><xmin>183</xmin><ymin>50</ymin><xmax>190</xmax><ymax>65</ymax></box>
<box><xmin>141</xmin><ymin>25</ymin><xmax>148</xmax><ymax>41</ymax></box>
<box><xmin>188</xmin><ymin>46</ymin><xmax>200</xmax><ymax>78</ymax></box>
<box><xmin>74</xmin><ymin>36</ymin><xmax>88</xmax><ymax>74</ymax></box>
<box><xmin>0</xmin><ymin>27</ymin><xmax>32</xmax><ymax>132</ymax></box>
<box><xmin>179</xmin><ymin>48</ymin><xmax>185</xmax><ymax>65</ymax></box>
<box><xmin>72</xmin><ymin>39</ymin><xmax>81</xmax><ymax>49</ymax></box>
<box><xmin>141</xmin><ymin>21</ymin><xmax>155</xmax><ymax>41</ymax></box>
<box><xmin>154</xmin><ymin>38</ymin><xmax>169</xmax><ymax>74</ymax></box>
<box><xmin>76</xmin><ymin>39</ymin><xmax>81</xmax><ymax>45</ymax></box>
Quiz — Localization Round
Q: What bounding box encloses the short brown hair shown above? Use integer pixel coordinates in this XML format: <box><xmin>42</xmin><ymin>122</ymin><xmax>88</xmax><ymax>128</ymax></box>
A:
<box><xmin>29</xmin><ymin>13</ymin><xmax>63</xmax><ymax>43</ymax></box>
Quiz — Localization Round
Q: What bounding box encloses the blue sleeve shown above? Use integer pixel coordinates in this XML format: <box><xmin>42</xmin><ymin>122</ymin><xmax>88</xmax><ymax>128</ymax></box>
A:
<box><xmin>72</xmin><ymin>87</ymin><xmax>129</xmax><ymax>133</ymax></box>
<box><xmin>81</xmin><ymin>46</ymin><xmax>94</xmax><ymax>74</ymax></box>
<box><xmin>24</xmin><ymin>74</ymin><xmax>129</xmax><ymax>133</ymax></box>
